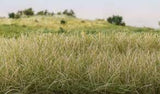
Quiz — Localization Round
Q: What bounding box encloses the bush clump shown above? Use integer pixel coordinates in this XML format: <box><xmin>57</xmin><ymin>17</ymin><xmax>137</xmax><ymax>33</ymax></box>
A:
<box><xmin>37</xmin><ymin>10</ymin><xmax>54</xmax><ymax>16</ymax></box>
<box><xmin>8</xmin><ymin>12</ymin><xmax>20</xmax><ymax>19</ymax></box>
<box><xmin>60</xmin><ymin>20</ymin><xmax>66</xmax><ymax>24</ymax></box>
<box><xmin>23</xmin><ymin>8</ymin><xmax>34</xmax><ymax>16</ymax></box>
<box><xmin>63</xmin><ymin>9</ymin><xmax>76</xmax><ymax>17</ymax></box>
<box><xmin>8</xmin><ymin>8</ymin><xmax>34</xmax><ymax>19</ymax></box>
<box><xmin>57</xmin><ymin>12</ymin><xmax>62</xmax><ymax>15</ymax></box>
<box><xmin>8</xmin><ymin>13</ymin><xmax>15</xmax><ymax>19</ymax></box>
<box><xmin>107</xmin><ymin>15</ymin><xmax>126</xmax><ymax>26</ymax></box>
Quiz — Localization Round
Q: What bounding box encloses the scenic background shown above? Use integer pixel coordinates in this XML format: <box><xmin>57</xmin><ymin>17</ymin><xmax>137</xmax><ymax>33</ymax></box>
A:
<box><xmin>0</xmin><ymin>0</ymin><xmax>160</xmax><ymax>28</ymax></box>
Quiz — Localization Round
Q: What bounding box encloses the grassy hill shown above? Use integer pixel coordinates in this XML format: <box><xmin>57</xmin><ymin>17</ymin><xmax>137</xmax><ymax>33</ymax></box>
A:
<box><xmin>0</xmin><ymin>16</ymin><xmax>159</xmax><ymax>94</ymax></box>
<box><xmin>0</xmin><ymin>16</ymin><xmax>157</xmax><ymax>37</ymax></box>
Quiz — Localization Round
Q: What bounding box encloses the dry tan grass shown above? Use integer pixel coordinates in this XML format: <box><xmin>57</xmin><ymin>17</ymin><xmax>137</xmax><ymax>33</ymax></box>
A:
<box><xmin>0</xmin><ymin>32</ymin><xmax>159</xmax><ymax>93</ymax></box>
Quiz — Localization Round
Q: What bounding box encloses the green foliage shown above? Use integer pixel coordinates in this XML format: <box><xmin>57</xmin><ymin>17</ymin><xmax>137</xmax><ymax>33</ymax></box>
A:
<box><xmin>8</xmin><ymin>12</ymin><xmax>20</xmax><ymax>19</ymax></box>
<box><xmin>15</xmin><ymin>14</ymin><xmax>21</xmax><ymax>19</ymax></box>
<box><xmin>23</xmin><ymin>8</ymin><xmax>34</xmax><ymax>16</ymax></box>
<box><xmin>121</xmin><ymin>22</ymin><xmax>126</xmax><ymax>26</ymax></box>
<box><xmin>63</xmin><ymin>9</ymin><xmax>76</xmax><ymax>17</ymax></box>
<box><xmin>17</xmin><ymin>11</ymin><xmax>23</xmax><ymax>15</ymax></box>
<box><xmin>8</xmin><ymin>8</ymin><xmax>34</xmax><ymax>18</ymax></box>
<box><xmin>44</xmin><ymin>10</ymin><xmax>48</xmax><ymax>15</ymax></box>
<box><xmin>107</xmin><ymin>15</ymin><xmax>126</xmax><ymax>26</ymax></box>
<box><xmin>44</xmin><ymin>10</ymin><xmax>54</xmax><ymax>16</ymax></box>
<box><xmin>57</xmin><ymin>12</ymin><xmax>62</xmax><ymax>15</ymax></box>
<box><xmin>8</xmin><ymin>8</ymin><xmax>76</xmax><ymax>18</ymax></box>
<box><xmin>60</xmin><ymin>20</ymin><xmax>66</xmax><ymax>24</ymax></box>
<box><xmin>37</xmin><ymin>11</ymin><xmax>45</xmax><ymax>15</ymax></box>
<box><xmin>37</xmin><ymin>10</ymin><xmax>54</xmax><ymax>16</ymax></box>
<box><xmin>8</xmin><ymin>12</ymin><xmax>15</xmax><ymax>19</ymax></box>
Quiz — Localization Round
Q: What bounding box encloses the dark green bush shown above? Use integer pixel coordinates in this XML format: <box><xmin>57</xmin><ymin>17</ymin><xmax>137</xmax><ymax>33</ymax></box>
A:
<box><xmin>15</xmin><ymin>14</ymin><xmax>21</xmax><ymax>19</ymax></box>
<box><xmin>121</xmin><ymin>22</ymin><xmax>126</xmax><ymax>26</ymax></box>
<box><xmin>23</xmin><ymin>8</ymin><xmax>34</xmax><ymax>16</ymax></box>
<box><xmin>63</xmin><ymin>9</ymin><xmax>76</xmax><ymax>17</ymax></box>
<box><xmin>107</xmin><ymin>15</ymin><xmax>126</xmax><ymax>26</ymax></box>
<box><xmin>60</xmin><ymin>20</ymin><xmax>66</xmax><ymax>24</ymax></box>
<box><xmin>8</xmin><ymin>13</ymin><xmax>15</xmax><ymax>19</ymax></box>
<box><xmin>37</xmin><ymin>11</ymin><xmax>45</xmax><ymax>15</ymax></box>
<box><xmin>37</xmin><ymin>10</ymin><xmax>54</xmax><ymax>16</ymax></box>
<box><xmin>8</xmin><ymin>8</ymin><xmax>34</xmax><ymax>18</ymax></box>
<box><xmin>17</xmin><ymin>11</ymin><xmax>23</xmax><ymax>15</ymax></box>
<box><xmin>44</xmin><ymin>10</ymin><xmax>48</xmax><ymax>15</ymax></box>
<box><xmin>8</xmin><ymin>12</ymin><xmax>20</xmax><ymax>19</ymax></box>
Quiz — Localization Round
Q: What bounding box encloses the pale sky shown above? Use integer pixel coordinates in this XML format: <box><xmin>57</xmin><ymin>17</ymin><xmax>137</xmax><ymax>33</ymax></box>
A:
<box><xmin>0</xmin><ymin>0</ymin><xmax>160</xmax><ymax>28</ymax></box>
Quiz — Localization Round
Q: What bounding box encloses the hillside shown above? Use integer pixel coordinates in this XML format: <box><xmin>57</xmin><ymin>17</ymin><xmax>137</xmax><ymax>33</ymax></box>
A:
<box><xmin>0</xmin><ymin>16</ymin><xmax>157</xmax><ymax>38</ymax></box>
<box><xmin>0</xmin><ymin>16</ymin><xmax>159</xmax><ymax>94</ymax></box>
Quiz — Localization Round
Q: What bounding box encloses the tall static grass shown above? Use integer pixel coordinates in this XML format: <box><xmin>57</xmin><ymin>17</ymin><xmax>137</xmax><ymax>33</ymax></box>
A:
<box><xmin>0</xmin><ymin>32</ymin><xmax>159</xmax><ymax>94</ymax></box>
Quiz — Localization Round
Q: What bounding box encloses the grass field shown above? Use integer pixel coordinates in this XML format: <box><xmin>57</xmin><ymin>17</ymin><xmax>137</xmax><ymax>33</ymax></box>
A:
<box><xmin>0</xmin><ymin>16</ymin><xmax>159</xmax><ymax>94</ymax></box>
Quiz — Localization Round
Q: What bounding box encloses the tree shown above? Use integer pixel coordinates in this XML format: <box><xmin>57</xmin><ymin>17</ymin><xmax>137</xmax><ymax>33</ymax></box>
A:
<box><xmin>107</xmin><ymin>15</ymin><xmax>125</xmax><ymax>26</ymax></box>
<box><xmin>44</xmin><ymin>10</ymin><xmax>48</xmax><ymax>15</ymax></box>
<box><xmin>8</xmin><ymin>13</ymin><xmax>15</xmax><ymax>18</ymax></box>
<box><xmin>68</xmin><ymin>9</ymin><xmax>75</xmax><ymax>17</ymax></box>
<box><xmin>63</xmin><ymin>9</ymin><xmax>68</xmax><ymax>15</ymax></box>
<box><xmin>37</xmin><ymin>10</ymin><xmax>54</xmax><ymax>16</ymax></box>
<box><xmin>37</xmin><ymin>11</ymin><xmax>45</xmax><ymax>15</ymax></box>
<box><xmin>62</xmin><ymin>9</ymin><xmax>76</xmax><ymax>17</ymax></box>
<box><xmin>17</xmin><ymin>11</ymin><xmax>23</xmax><ymax>15</ymax></box>
<box><xmin>15</xmin><ymin>14</ymin><xmax>21</xmax><ymax>19</ymax></box>
<box><xmin>23</xmin><ymin>8</ymin><xmax>34</xmax><ymax>16</ymax></box>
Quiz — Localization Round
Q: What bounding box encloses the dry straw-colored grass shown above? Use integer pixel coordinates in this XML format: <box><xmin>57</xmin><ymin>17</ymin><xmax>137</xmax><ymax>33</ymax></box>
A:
<box><xmin>0</xmin><ymin>32</ymin><xmax>159</xmax><ymax>94</ymax></box>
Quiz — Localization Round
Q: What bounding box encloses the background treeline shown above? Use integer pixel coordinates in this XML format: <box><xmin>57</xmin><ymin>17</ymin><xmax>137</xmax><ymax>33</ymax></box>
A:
<box><xmin>8</xmin><ymin>8</ymin><xmax>76</xmax><ymax>19</ymax></box>
<box><xmin>8</xmin><ymin>8</ymin><xmax>125</xmax><ymax>26</ymax></box>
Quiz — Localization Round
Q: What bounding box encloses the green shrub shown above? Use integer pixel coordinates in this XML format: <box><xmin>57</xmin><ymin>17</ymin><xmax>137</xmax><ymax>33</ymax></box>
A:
<box><xmin>8</xmin><ymin>13</ymin><xmax>15</xmax><ymax>19</ymax></box>
<box><xmin>121</xmin><ymin>22</ymin><xmax>126</xmax><ymax>26</ymax></box>
<box><xmin>8</xmin><ymin>12</ymin><xmax>20</xmax><ymax>19</ymax></box>
<box><xmin>107</xmin><ymin>15</ymin><xmax>125</xmax><ymax>26</ymax></box>
<box><xmin>60</xmin><ymin>20</ymin><xmax>66</xmax><ymax>24</ymax></box>
<box><xmin>17</xmin><ymin>11</ymin><xmax>23</xmax><ymax>15</ymax></box>
<box><xmin>37</xmin><ymin>10</ymin><xmax>54</xmax><ymax>16</ymax></box>
<box><xmin>44</xmin><ymin>10</ymin><xmax>48</xmax><ymax>15</ymax></box>
<box><xmin>37</xmin><ymin>11</ymin><xmax>45</xmax><ymax>15</ymax></box>
<box><xmin>23</xmin><ymin>8</ymin><xmax>34</xmax><ymax>16</ymax></box>
<box><xmin>15</xmin><ymin>14</ymin><xmax>21</xmax><ymax>19</ymax></box>
<box><xmin>57</xmin><ymin>12</ymin><xmax>62</xmax><ymax>15</ymax></box>
<box><xmin>63</xmin><ymin>9</ymin><xmax>76</xmax><ymax>17</ymax></box>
